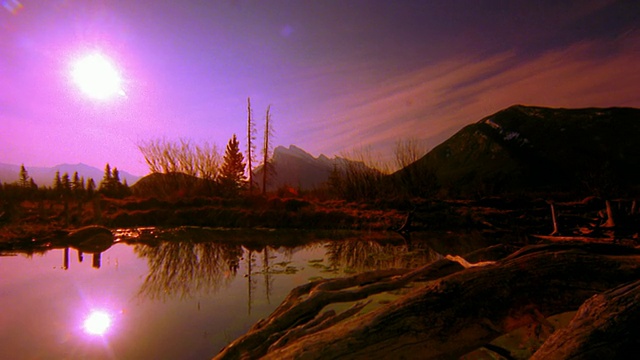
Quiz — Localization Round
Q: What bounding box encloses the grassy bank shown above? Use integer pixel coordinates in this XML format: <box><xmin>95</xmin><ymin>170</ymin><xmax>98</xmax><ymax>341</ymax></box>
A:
<box><xmin>0</xmin><ymin>195</ymin><xmax>411</xmax><ymax>244</ymax></box>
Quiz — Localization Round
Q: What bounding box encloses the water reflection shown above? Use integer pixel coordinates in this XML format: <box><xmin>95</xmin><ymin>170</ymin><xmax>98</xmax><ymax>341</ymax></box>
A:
<box><xmin>63</xmin><ymin>246</ymin><xmax>69</xmax><ymax>269</ymax></box>
<box><xmin>6</xmin><ymin>227</ymin><xmax>484</xmax><ymax>305</ymax></box>
<box><xmin>134</xmin><ymin>240</ymin><xmax>243</xmax><ymax>301</ymax></box>
<box><xmin>247</xmin><ymin>249</ymin><xmax>255</xmax><ymax>314</ymax></box>
<box><xmin>263</xmin><ymin>248</ymin><xmax>272</xmax><ymax>305</ymax></box>
<box><xmin>61</xmin><ymin>247</ymin><xmax>107</xmax><ymax>269</ymax></box>
<box><xmin>1</xmin><ymin>228</ymin><xmax>495</xmax><ymax>359</ymax></box>
<box><xmin>324</xmin><ymin>238</ymin><xmax>443</xmax><ymax>272</ymax></box>
<box><xmin>129</xmin><ymin>229</ymin><xmax>450</xmax><ymax>304</ymax></box>
<box><xmin>58</xmin><ymin>228</ymin><xmax>117</xmax><ymax>270</ymax></box>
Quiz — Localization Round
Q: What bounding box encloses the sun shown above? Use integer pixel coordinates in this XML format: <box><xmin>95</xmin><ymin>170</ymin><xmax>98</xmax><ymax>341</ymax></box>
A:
<box><xmin>71</xmin><ymin>52</ymin><xmax>125</xmax><ymax>100</ymax></box>
<box><xmin>83</xmin><ymin>310</ymin><xmax>112</xmax><ymax>336</ymax></box>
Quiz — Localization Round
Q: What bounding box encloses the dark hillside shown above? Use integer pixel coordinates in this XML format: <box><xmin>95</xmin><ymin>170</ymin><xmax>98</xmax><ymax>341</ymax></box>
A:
<box><xmin>131</xmin><ymin>172</ymin><xmax>217</xmax><ymax>198</ymax></box>
<box><xmin>396</xmin><ymin>105</ymin><xmax>640</xmax><ymax>197</ymax></box>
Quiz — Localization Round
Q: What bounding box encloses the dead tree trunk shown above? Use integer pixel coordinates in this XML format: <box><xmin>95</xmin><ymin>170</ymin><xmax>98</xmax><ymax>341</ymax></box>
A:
<box><xmin>549</xmin><ymin>201</ymin><xmax>559</xmax><ymax>235</ymax></box>
<box><xmin>603</xmin><ymin>199</ymin><xmax>616</xmax><ymax>228</ymax></box>
<box><xmin>214</xmin><ymin>243</ymin><xmax>640</xmax><ymax>360</ymax></box>
<box><xmin>531</xmin><ymin>279</ymin><xmax>640</xmax><ymax>360</ymax></box>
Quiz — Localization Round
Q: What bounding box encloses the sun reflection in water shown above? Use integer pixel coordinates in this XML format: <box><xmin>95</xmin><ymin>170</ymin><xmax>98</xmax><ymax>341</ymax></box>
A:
<box><xmin>83</xmin><ymin>310</ymin><xmax>112</xmax><ymax>336</ymax></box>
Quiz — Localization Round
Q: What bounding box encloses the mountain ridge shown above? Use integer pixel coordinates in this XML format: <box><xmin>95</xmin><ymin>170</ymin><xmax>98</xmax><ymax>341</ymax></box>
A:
<box><xmin>253</xmin><ymin>145</ymin><xmax>368</xmax><ymax>191</ymax></box>
<box><xmin>398</xmin><ymin>104</ymin><xmax>640</xmax><ymax>196</ymax></box>
<box><xmin>0</xmin><ymin>162</ymin><xmax>142</xmax><ymax>187</ymax></box>
<box><xmin>6</xmin><ymin>105</ymin><xmax>638</xmax><ymax>197</ymax></box>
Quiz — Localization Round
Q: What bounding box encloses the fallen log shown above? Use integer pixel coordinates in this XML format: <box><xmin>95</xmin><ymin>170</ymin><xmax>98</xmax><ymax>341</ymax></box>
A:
<box><xmin>531</xmin><ymin>279</ymin><xmax>640</xmax><ymax>359</ymax></box>
<box><xmin>214</xmin><ymin>243</ymin><xmax>640</xmax><ymax>359</ymax></box>
<box><xmin>214</xmin><ymin>244</ymin><xmax>515</xmax><ymax>359</ymax></box>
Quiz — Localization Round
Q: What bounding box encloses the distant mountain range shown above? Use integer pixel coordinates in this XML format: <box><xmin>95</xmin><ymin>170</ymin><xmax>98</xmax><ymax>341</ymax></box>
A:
<box><xmin>1</xmin><ymin>146</ymin><xmax>355</xmax><ymax>192</ymax></box>
<box><xmin>0</xmin><ymin>163</ymin><xmax>141</xmax><ymax>187</ymax></box>
<box><xmin>7</xmin><ymin>105</ymin><xmax>637</xmax><ymax>198</ymax></box>
<box><xmin>253</xmin><ymin>145</ymin><xmax>370</xmax><ymax>191</ymax></box>
<box><xmin>396</xmin><ymin>105</ymin><xmax>640</xmax><ymax>196</ymax></box>
<box><xmin>129</xmin><ymin>145</ymin><xmax>370</xmax><ymax>196</ymax></box>
<box><xmin>263</xmin><ymin>105</ymin><xmax>640</xmax><ymax>196</ymax></box>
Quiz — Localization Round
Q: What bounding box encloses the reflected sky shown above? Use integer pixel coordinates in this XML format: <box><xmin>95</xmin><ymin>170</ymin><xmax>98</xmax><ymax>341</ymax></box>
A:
<box><xmin>0</xmin><ymin>229</ymin><xmax>484</xmax><ymax>359</ymax></box>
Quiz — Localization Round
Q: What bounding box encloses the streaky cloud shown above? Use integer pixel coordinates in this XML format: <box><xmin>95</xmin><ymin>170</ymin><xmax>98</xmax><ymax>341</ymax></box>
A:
<box><xmin>302</xmin><ymin>33</ymin><xmax>640</xmax><ymax>163</ymax></box>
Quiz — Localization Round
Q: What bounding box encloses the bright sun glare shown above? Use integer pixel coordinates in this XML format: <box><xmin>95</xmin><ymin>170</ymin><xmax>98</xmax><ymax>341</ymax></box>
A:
<box><xmin>71</xmin><ymin>53</ymin><xmax>125</xmax><ymax>100</ymax></box>
<box><xmin>83</xmin><ymin>310</ymin><xmax>112</xmax><ymax>336</ymax></box>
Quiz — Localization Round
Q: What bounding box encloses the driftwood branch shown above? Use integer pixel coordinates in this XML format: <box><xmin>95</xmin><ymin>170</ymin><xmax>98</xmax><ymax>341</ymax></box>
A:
<box><xmin>215</xmin><ymin>243</ymin><xmax>640</xmax><ymax>360</ymax></box>
<box><xmin>531</xmin><ymin>279</ymin><xmax>640</xmax><ymax>359</ymax></box>
<box><xmin>214</xmin><ymin>244</ymin><xmax>515</xmax><ymax>359</ymax></box>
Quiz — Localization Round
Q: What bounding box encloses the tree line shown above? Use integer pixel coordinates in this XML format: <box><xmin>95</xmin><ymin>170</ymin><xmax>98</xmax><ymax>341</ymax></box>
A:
<box><xmin>0</xmin><ymin>163</ymin><xmax>130</xmax><ymax>201</ymax></box>
<box><xmin>136</xmin><ymin>97</ymin><xmax>275</xmax><ymax>198</ymax></box>
<box><xmin>136</xmin><ymin>98</ymin><xmax>439</xmax><ymax>201</ymax></box>
<box><xmin>3</xmin><ymin>99</ymin><xmax>437</xmax><ymax>204</ymax></box>
<box><xmin>327</xmin><ymin>139</ymin><xmax>437</xmax><ymax>201</ymax></box>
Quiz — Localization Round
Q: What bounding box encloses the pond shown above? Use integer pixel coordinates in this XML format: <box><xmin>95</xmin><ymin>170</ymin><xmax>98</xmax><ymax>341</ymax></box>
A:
<box><xmin>0</xmin><ymin>227</ymin><xmax>493</xmax><ymax>359</ymax></box>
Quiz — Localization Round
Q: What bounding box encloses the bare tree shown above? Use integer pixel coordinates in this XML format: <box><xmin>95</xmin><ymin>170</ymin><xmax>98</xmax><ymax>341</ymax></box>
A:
<box><xmin>394</xmin><ymin>138</ymin><xmax>428</xmax><ymax>171</ymax></box>
<box><xmin>137</xmin><ymin>138</ymin><xmax>221</xmax><ymax>179</ymax></box>
<box><xmin>335</xmin><ymin>146</ymin><xmax>390</xmax><ymax>200</ymax></box>
<box><xmin>246</xmin><ymin>97</ymin><xmax>257</xmax><ymax>194</ymax></box>
<box><xmin>137</xmin><ymin>138</ymin><xmax>166</xmax><ymax>174</ymax></box>
<box><xmin>175</xmin><ymin>139</ymin><xmax>195</xmax><ymax>176</ymax></box>
<box><xmin>261</xmin><ymin>105</ymin><xmax>275</xmax><ymax>195</ymax></box>
<box><xmin>195</xmin><ymin>142</ymin><xmax>221</xmax><ymax>181</ymax></box>
<box><xmin>393</xmin><ymin>138</ymin><xmax>437</xmax><ymax>198</ymax></box>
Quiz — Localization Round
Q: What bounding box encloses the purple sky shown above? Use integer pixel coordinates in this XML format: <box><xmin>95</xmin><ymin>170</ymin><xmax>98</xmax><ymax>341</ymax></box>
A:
<box><xmin>2</xmin><ymin>0</ymin><xmax>639</xmax><ymax>176</ymax></box>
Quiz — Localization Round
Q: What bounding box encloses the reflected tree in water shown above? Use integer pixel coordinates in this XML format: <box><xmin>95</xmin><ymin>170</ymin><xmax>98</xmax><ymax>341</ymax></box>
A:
<box><xmin>244</xmin><ymin>245</ymin><xmax>296</xmax><ymax>314</ymax></box>
<box><xmin>134</xmin><ymin>241</ymin><xmax>243</xmax><ymax>301</ymax></box>
<box><xmin>246</xmin><ymin>248</ymin><xmax>255</xmax><ymax>315</ymax></box>
<box><xmin>262</xmin><ymin>248</ymin><xmax>272</xmax><ymax>304</ymax></box>
<box><xmin>324</xmin><ymin>239</ymin><xmax>442</xmax><ymax>272</ymax></box>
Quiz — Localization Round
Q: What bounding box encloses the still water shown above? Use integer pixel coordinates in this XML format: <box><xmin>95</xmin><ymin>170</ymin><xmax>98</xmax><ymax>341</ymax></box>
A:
<box><xmin>0</xmin><ymin>227</ymin><xmax>491</xmax><ymax>359</ymax></box>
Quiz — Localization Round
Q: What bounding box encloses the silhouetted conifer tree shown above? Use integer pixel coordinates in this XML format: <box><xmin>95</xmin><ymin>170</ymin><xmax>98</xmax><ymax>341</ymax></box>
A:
<box><xmin>18</xmin><ymin>164</ymin><xmax>29</xmax><ymax>188</ymax></box>
<box><xmin>219</xmin><ymin>134</ymin><xmax>246</xmax><ymax>196</ymax></box>
<box><xmin>111</xmin><ymin>167</ymin><xmax>130</xmax><ymax>198</ymax></box>
<box><xmin>112</xmin><ymin>167</ymin><xmax>120</xmax><ymax>183</ymax></box>
<box><xmin>61</xmin><ymin>172</ymin><xmax>71</xmax><ymax>194</ymax></box>
<box><xmin>53</xmin><ymin>171</ymin><xmax>62</xmax><ymax>194</ymax></box>
<box><xmin>71</xmin><ymin>171</ymin><xmax>82</xmax><ymax>197</ymax></box>
<box><xmin>99</xmin><ymin>163</ymin><xmax>112</xmax><ymax>191</ymax></box>
<box><xmin>99</xmin><ymin>163</ymin><xmax>114</xmax><ymax>196</ymax></box>
<box><xmin>97</xmin><ymin>164</ymin><xmax>129</xmax><ymax>198</ymax></box>
<box><xmin>86</xmin><ymin>178</ymin><xmax>96</xmax><ymax>198</ymax></box>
